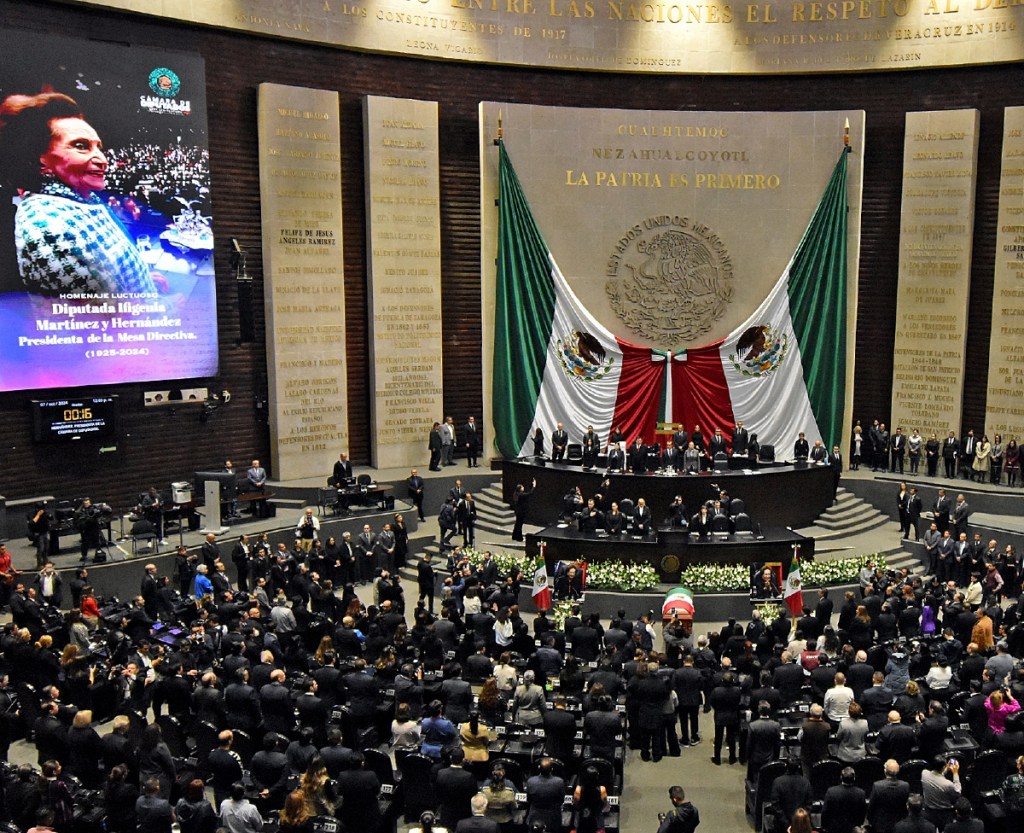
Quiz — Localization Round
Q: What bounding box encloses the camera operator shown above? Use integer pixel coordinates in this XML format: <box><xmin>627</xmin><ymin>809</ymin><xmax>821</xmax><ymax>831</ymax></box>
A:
<box><xmin>75</xmin><ymin>498</ymin><xmax>109</xmax><ymax>563</ymax></box>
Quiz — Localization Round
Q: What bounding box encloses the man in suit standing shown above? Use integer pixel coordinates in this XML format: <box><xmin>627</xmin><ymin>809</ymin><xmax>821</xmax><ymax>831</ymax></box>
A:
<box><xmin>672</xmin><ymin>425</ymin><xmax>689</xmax><ymax>453</ymax></box>
<box><xmin>876</xmin><ymin>423</ymin><xmax>891</xmax><ymax>472</ymax></box>
<box><xmin>332</xmin><ymin>452</ymin><xmax>353</xmax><ymax>485</ymax></box>
<box><xmin>906</xmin><ymin>487</ymin><xmax>923</xmax><ymax>541</ymax></box>
<box><xmin>551</xmin><ymin>422</ymin><xmax>569</xmax><ymax>461</ymax></box>
<box><xmin>428</xmin><ymin>422</ymin><xmax>443</xmax><ymax>471</ymax></box>
<box><xmin>462</xmin><ymin>416</ymin><xmax>480</xmax><ymax>467</ymax></box>
<box><xmin>407</xmin><ymin>468</ymin><xmax>426</xmax><ymax>521</ymax></box>
<box><xmin>732</xmin><ymin>421</ymin><xmax>749</xmax><ymax>456</ymax></box>
<box><xmin>743</xmin><ymin>701</ymin><xmax>781</xmax><ymax>783</ymax></box>
<box><xmin>708</xmin><ymin>428</ymin><xmax>728</xmax><ymax>459</ymax></box>
<box><xmin>934</xmin><ymin>488</ymin><xmax>952</xmax><ymax>534</ymax></box>
<box><xmin>201</xmin><ymin>532</ymin><xmax>220</xmax><ymax>572</ymax></box>
<box><xmin>942</xmin><ymin>432</ymin><xmax>960</xmax><ymax>479</ymax></box>
<box><xmin>960</xmin><ymin>429</ymin><xmax>977</xmax><ymax>478</ymax></box>
<box><xmin>661</xmin><ymin>441</ymin><xmax>679</xmax><ymax>471</ymax></box>
<box><xmin>822</xmin><ymin>767</ymin><xmax>866</xmax><ymax>833</ymax></box>
<box><xmin>417</xmin><ymin>553</ymin><xmax>435</xmax><ymax>612</ymax></box>
<box><xmin>633</xmin><ymin>498</ymin><xmax>653</xmax><ymax>536</ymax></box>
<box><xmin>890</xmin><ymin>427</ymin><xmax>906</xmax><ymax>474</ymax></box>
<box><xmin>455</xmin><ymin>794</ymin><xmax>500</xmax><ymax>833</ymax></box>
<box><xmin>230</xmin><ymin>535</ymin><xmax>251</xmax><ymax>593</ymax></box>
<box><xmin>953</xmin><ymin>493</ymin><xmax>971</xmax><ymax>538</ymax></box>
<box><xmin>867</xmin><ymin>759</ymin><xmax>911</xmax><ymax>833</ymax></box>
<box><xmin>628</xmin><ymin>437</ymin><xmax>648</xmax><ymax>473</ymax></box>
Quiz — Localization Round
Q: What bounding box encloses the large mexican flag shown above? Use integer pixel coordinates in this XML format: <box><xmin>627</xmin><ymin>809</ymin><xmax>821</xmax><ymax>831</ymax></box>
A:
<box><xmin>492</xmin><ymin>139</ymin><xmax>849</xmax><ymax>460</ymax></box>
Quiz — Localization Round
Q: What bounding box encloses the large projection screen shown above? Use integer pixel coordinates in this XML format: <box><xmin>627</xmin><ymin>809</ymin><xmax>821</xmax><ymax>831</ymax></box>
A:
<box><xmin>0</xmin><ymin>29</ymin><xmax>218</xmax><ymax>392</ymax></box>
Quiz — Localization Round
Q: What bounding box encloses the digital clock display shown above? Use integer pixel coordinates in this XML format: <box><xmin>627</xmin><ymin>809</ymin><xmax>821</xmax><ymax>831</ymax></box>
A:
<box><xmin>31</xmin><ymin>396</ymin><xmax>119</xmax><ymax>442</ymax></box>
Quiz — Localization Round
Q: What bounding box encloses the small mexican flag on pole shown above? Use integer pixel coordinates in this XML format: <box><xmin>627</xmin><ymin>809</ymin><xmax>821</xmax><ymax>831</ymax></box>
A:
<box><xmin>532</xmin><ymin>543</ymin><xmax>551</xmax><ymax>611</ymax></box>
<box><xmin>784</xmin><ymin>544</ymin><xmax>803</xmax><ymax>618</ymax></box>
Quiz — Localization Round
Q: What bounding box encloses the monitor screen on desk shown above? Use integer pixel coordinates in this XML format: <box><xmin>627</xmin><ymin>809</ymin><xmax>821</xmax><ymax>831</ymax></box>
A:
<box><xmin>193</xmin><ymin>471</ymin><xmax>237</xmax><ymax>501</ymax></box>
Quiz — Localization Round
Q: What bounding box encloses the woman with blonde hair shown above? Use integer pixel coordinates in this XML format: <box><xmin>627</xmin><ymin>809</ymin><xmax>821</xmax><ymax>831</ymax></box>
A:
<box><xmin>298</xmin><ymin>756</ymin><xmax>338</xmax><ymax>816</ymax></box>
<box><xmin>986</xmin><ymin>687</ymin><xmax>1021</xmax><ymax>735</ymax></box>
<box><xmin>312</xmin><ymin>635</ymin><xmax>333</xmax><ymax>665</ymax></box>
<box><xmin>67</xmin><ymin>709</ymin><xmax>103</xmax><ymax>787</ymax></box>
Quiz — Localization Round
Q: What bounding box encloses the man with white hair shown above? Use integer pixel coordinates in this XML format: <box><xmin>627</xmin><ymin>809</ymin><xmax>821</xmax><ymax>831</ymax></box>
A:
<box><xmin>455</xmin><ymin>794</ymin><xmax>499</xmax><ymax>833</ymax></box>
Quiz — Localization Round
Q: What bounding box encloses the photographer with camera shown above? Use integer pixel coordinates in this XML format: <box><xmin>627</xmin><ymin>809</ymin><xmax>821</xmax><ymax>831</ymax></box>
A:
<box><xmin>294</xmin><ymin>507</ymin><xmax>320</xmax><ymax>554</ymax></box>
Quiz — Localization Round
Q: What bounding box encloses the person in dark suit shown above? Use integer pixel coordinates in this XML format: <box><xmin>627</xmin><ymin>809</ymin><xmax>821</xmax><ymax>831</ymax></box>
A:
<box><xmin>942</xmin><ymin>432</ymin><xmax>960</xmax><ymax>478</ymax></box>
<box><xmin>259</xmin><ymin>670</ymin><xmax>295</xmax><ymax>736</ymax></box>
<box><xmin>332</xmin><ymin>451</ymin><xmax>353</xmax><ymax>485</ymax></box>
<box><xmin>744</xmin><ymin>702</ymin><xmax>781</xmax><ymax>783</ymax></box>
<box><xmin>822</xmin><ymin>767</ymin><xmax>867</xmax><ymax>833</ymax></box>
<box><xmin>732</xmin><ymin>421</ymin><xmax>749</xmax><ymax>456</ymax></box>
<box><xmin>417</xmin><ymin>553</ymin><xmax>436</xmax><ymax>612</ymax></box>
<box><xmin>551</xmin><ymin>422</ymin><xmax>569</xmax><ymax>461</ymax></box>
<box><xmin>462</xmin><ymin>416</ymin><xmax>480</xmax><ymax>467</ymax></box>
<box><xmin>628</xmin><ymin>437</ymin><xmax>648</xmax><ymax>473</ymax></box>
<box><xmin>891</xmin><ymin>427</ymin><xmax>906</xmax><ymax>473</ymax></box>
<box><xmin>770</xmin><ymin>758</ymin><xmax>814</xmax><ymax>833</ymax></box>
<box><xmin>877</xmin><ymin>710</ymin><xmax>917</xmax><ymax>763</ymax></box>
<box><xmin>708</xmin><ymin>428</ymin><xmax>728</xmax><ymax>458</ymax></box>
<box><xmin>868</xmin><ymin>759</ymin><xmax>912</xmax><ymax>833</ymax></box>
<box><xmin>543</xmin><ymin>695</ymin><xmax>578</xmax><ymax>762</ymax></box>
<box><xmin>455</xmin><ymin>794</ymin><xmax>500</xmax><ymax>833</ymax></box>
<box><xmin>582</xmin><ymin>426</ymin><xmax>601</xmax><ymax>468</ymax></box>
<box><xmin>525</xmin><ymin>757</ymin><xmax>566</xmax><ymax>833</ymax></box>
<box><xmin>511</xmin><ymin>479</ymin><xmax>535</xmax><ymax>542</ymax></box>
<box><xmin>436</xmin><ymin>747</ymin><xmax>479</xmax><ymax>830</ymax></box>
<box><xmin>907</xmin><ymin>487</ymin><xmax>923</xmax><ymax>540</ymax></box>
<box><xmin>708</xmin><ymin>671</ymin><xmax>742</xmax><ymax>765</ymax></box>
<box><xmin>960</xmin><ymin>429</ymin><xmax>977</xmax><ymax>477</ymax></box>
<box><xmin>690</xmin><ymin>505</ymin><xmax>713</xmax><ymax>538</ymax></box>
<box><xmin>953</xmin><ymin>494</ymin><xmax>971</xmax><ymax>537</ymax></box>
<box><xmin>428</xmin><ymin>422</ymin><xmax>443</xmax><ymax>471</ymax></box>
<box><xmin>794</xmin><ymin>432</ymin><xmax>810</xmax><ymax>461</ymax></box>
<box><xmin>633</xmin><ymin>498</ymin><xmax>653</xmax><ymax>536</ymax></box>
<box><xmin>606</xmin><ymin>442</ymin><xmax>625</xmax><ymax>471</ymax></box>
<box><xmin>772</xmin><ymin>652</ymin><xmax>806</xmax><ymax>706</ymax></box>
<box><xmin>201</xmin><ymin>533</ymin><xmax>220</xmax><ymax>572</ymax></box>
<box><xmin>335</xmin><ymin>752</ymin><xmax>383</xmax><ymax>833</ymax></box>
<box><xmin>404</xmin><ymin>467</ymin><xmax>426</xmax><ymax>522</ymax></box>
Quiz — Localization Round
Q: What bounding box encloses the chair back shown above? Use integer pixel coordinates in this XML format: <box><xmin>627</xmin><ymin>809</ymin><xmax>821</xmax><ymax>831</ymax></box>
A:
<box><xmin>809</xmin><ymin>758</ymin><xmax>842</xmax><ymax>800</ymax></box>
<box><xmin>156</xmin><ymin>713</ymin><xmax>189</xmax><ymax>758</ymax></box>
<box><xmin>751</xmin><ymin>759</ymin><xmax>786</xmax><ymax>832</ymax></box>
<box><xmin>733</xmin><ymin>513</ymin><xmax>753</xmax><ymax>533</ymax></box>
<box><xmin>851</xmin><ymin>756</ymin><xmax>884</xmax><ymax>795</ymax></box>
<box><xmin>711</xmin><ymin>514</ymin><xmax>731</xmax><ymax>533</ymax></box>
<box><xmin>398</xmin><ymin>753</ymin><xmax>437</xmax><ymax>822</ymax></box>
<box><xmin>967</xmin><ymin>749</ymin><xmax>1011</xmax><ymax>801</ymax></box>
<box><xmin>362</xmin><ymin>747</ymin><xmax>395</xmax><ymax>785</ymax></box>
<box><xmin>567</xmin><ymin>444</ymin><xmax>584</xmax><ymax>461</ymax></box>
<box><xmin>901</xmin><ymin>759</ymin><xmax>928</xmax><ymax>794</ymax></box>
<box><xmin>730</xmin><ymin>499</ymin><xmax>747</xmax><ymax>516</ymax></box>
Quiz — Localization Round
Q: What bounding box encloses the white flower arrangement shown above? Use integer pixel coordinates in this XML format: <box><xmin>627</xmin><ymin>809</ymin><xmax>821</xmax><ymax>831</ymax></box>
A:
<box><xmin>458</xmin><ymin>546</ymin><xmax>888</xmax><ymax>595</ymax></box>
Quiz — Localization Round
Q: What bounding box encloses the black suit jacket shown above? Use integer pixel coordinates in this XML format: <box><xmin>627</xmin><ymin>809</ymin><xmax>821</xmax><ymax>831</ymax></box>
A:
<box><xmin>867</xmin><ymin>778</ymin><xmax>911</xmax><ymax>833</ymax></box>
<box><xmin>823</xmin><ymin>784</ymin><xmax>866</xmax><ymax>833</ymax></box>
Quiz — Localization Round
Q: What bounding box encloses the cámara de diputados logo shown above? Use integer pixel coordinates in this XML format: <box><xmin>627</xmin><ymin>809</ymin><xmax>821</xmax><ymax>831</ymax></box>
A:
<box><xmin>141</xmin><ymin>67</ymin><xmax>191</xmax><ymax>115</ymax></box>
